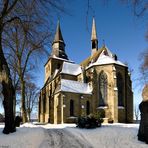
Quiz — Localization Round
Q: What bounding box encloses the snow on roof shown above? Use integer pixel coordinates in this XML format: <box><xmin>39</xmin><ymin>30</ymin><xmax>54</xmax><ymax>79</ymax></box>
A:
<box><xmin>103</xmin><ymin>45</ymin><xmax>113</xmax><ymax>57</ymax></box>
<box><xmin>60</xmin><ymin>79</ymin><xmax>92</xmax><ymax>94</ymax></box>
<box><xmin>96</xmin><ymin>54</ymin><xmax>126</xmax><ymax>66</ymax></box>
<box><xmin>52</xmin><ymin>55</ymin><xmax>74</xmax><ymax>63</ymax></box>
<box><xmin>44</xmin><ymin>69</ymin><xmax>60</xmax><ymax>87</ymax></box>
<box><xmin>53</xmin><ymin>69</ymin><xmax>59</xmax><ymax>78</ymax></box>
<box><xmin>61</xmin><ymin>62</ymin><xmax>82</xmax><ymax>76</ymax></box>
<box><xmin>87</xmin><ymin>49</ymin><xmax>126</xmax><ymax>68</ymax></box>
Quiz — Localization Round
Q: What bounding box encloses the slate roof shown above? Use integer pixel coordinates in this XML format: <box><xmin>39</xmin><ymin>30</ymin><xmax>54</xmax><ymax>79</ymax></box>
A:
<box><xmin>61</xmin><ymin>62</ymin><xmax>82</xmax><ymax>76</ymax></box>
<box><xmin>53</xmin><ymin>21</ymin><xmax>64</xmax><ymax>43</ymax></box>
<box><xmin>59</xmin><ymin>79</ymin><xmax>92</xmax><ymax>94</ymax></box>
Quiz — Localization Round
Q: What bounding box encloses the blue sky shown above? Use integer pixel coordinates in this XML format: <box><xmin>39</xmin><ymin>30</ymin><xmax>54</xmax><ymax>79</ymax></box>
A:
<box><xmin>63</xmin><ymin>1</ymin><xmax>147</xmax><ymax>107</ymax></box>
<box><xmin>0</xmin><ymin>1</ymin><xmax>147</xmax><ymax>113</ymax></box>
<box><xmin>36</xmin><ymin>1</ymin><xmax>148</xmax><ymax>108</ymax></box>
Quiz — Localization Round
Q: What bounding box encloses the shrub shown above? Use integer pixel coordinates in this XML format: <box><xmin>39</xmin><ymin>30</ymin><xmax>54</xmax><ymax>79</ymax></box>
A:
<box><xmin>0</xmin><ymin>114</ymin><xmax>4</xmax><ymax>122</ymax></box>
<box><xmin>76</xmin><ymin>114</ymin><xmax>103</xmax><ymax>129</ymax></box>
<box><xmin>14</xmin><ymin>116</ymin><xmax>22</xmax><ymax>127</ymax></box>
<box><xmin>108</xmin><ymin>118</ymin><xmax>114</xmax><ymax>123</ymax></box>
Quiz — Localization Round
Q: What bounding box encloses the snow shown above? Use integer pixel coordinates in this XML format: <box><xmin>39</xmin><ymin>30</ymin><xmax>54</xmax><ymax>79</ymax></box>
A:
<box><xmin>87</xmin><ymin>48</ymin><xmax>126</xmax><ymax>69</ymax></box>
<box><xmin>97</xmin><ymin>106</ymin><xmax>108</xmax><ymax>109</ymax></box>
<box><xmin>66</xmin><ymin>123</ymin><xmax>146</xmax><ymax>148</ymax></box>
<box><xmin>61</xmin><ymin>61</ymin><xmax>82</xmax><ymax>75</ymax></box>
<box><xmin>0</xmin><ymin>123</ymin><xmax>46</xmax><ymax>148</ymax></box>
<box><xmin>102</xmin><ymin>46</ymin><xmax>114</xmax><ymax>57</ymax></box>
<box><xmin>0</xmin><ymin>123</ymin><xmax>147</xmax><ymax>148</ymax></box>
<box><xmin>88</xmin><ymin>54</ymin><xmax>126</xmax><ymax>68</ymax></box>
<box><xmin>60</xmin><ymin>79</ymin><xmax>92</xmax><ymax>94</ymax></box>
<box><xmin>52</xmin><ymin>69</ymin><xmax>59</xmax><ymax>79</ymax></box>
<box><xmin>52</xmin><ymin>55</ymin><xmax>74</xmax><ymax>63</ymax></box>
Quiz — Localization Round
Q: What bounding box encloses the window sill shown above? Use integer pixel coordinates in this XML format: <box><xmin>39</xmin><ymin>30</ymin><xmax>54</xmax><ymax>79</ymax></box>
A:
<box><xmin>118</xmin><ymin>106</ymin><xmax>124</xmax><ymax>109</ymax></box>
<box><xmin>97</xmin><ymin>106</ymin><xmax>108</xmax><ymax>109</ymax></box>
<box><xmin>67</xmin><ymin>116</ymin><xmax>77</xmax><ymax>119</ymax></box>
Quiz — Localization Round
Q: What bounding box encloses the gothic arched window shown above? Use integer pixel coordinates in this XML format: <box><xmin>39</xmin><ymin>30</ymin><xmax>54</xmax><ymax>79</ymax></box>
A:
<box><xmin>43</xmin><ymin>94</ymin><xmax>46</xmax><ymax>113</ymax></box>
<box><xmin>86</xmin><ymin>101</ymin><xmax>90</xmax><ymax>115</ymax></box>
<box><xmin>117</xmin><ymin>73</ymin><xmax>124</xmax><ymax>106</ymax></box>
<box><xmin>70</xmin><ymin>99</ymin><xmax>74</xmax><ymax>116</ymax></box>
<box><xmin>99</xmin><ymin>71</ymin><xmax>108</xmax><ymax>106</ymax></box>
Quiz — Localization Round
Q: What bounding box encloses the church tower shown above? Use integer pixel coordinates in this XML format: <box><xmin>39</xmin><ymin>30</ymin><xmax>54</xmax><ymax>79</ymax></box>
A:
<box><xmin>44</xmin><ymin>21</ymin><xmax>69</xmax><ymax>82</ymax></box>
<box><xmin>51</xmin><ymin>21</ymin><xmax>68</xmax><ymax>60</ymax></box>
<box><xmin>91</xmin><ymin>18</ymin><xmax>98</xmax><ymax>56</ymax></box>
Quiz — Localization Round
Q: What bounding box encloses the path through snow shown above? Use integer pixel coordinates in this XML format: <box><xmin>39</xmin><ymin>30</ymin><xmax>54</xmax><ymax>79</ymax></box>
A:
<box><xmin>40</xmin><ymin>129</ymin><xmax>93</xmax><ymax>148</ymax></box>
<box><xmin>0</xmin><ymin>123</ymin><xmax>148</xmax><ymax>148</ymax></box>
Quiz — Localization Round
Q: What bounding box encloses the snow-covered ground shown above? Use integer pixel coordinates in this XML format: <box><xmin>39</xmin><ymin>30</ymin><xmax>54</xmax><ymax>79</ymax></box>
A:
<box><xmin>0</xmin><ymin>123</ymin><xmax>147</xmax><ymax>148</ymax></box>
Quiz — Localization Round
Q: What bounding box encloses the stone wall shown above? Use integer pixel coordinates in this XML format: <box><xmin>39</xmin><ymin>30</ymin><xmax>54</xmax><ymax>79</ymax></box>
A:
<box><xmin>39</xmin><ymin>60</ymin><xmax>133</xmax><ymax>124</ymax></box>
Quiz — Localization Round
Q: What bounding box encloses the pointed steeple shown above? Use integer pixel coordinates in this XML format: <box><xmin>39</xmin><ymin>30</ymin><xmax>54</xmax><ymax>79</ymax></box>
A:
<box><xmin>91</xmin><ymin>17</ymin><xmax>97</xmax><ymax>41</ymax></box>
<box><xmin>91</xmin><ymin>17</ymin><xmax>98</xmax><ymax>56</ymax></box>
<box><xmin>51</xmin><ymin>21</ymin><xmax>68</xmax><ymax>60</ymax></box>
<box><xmin>53</xmin><ymin>20</ymin><xmax>64</xmax><ymax>43</ymax></box>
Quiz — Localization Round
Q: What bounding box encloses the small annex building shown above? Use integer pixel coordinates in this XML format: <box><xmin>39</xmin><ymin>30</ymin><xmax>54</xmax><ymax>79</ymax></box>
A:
<box><xmin>38</xmin><ymin>18</ymin><xmax>133</xmax><ymax>124</ymax></box>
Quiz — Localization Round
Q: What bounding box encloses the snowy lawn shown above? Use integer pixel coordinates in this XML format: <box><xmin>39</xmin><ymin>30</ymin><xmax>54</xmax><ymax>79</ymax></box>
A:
<box><xmin>0</xmin><ymin>123</ymin><xmax>47</xmax><ymax>148</ymax></box>
<box><xmin>0</xmin><ymin>123</ymin><xmax>147</xmax><ymax>148</ymax></box>
<box><xmin>66</xmin><ymin>124</ymin><xmax>148</xmax><ymax>148</ymax></box>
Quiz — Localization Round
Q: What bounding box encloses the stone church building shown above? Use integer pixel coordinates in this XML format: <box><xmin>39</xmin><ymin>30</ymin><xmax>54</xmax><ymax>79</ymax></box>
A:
<box><xmin>38</xmin><ymin>18</ymin><xmax>133</xmax><ymax>124</ymax></box>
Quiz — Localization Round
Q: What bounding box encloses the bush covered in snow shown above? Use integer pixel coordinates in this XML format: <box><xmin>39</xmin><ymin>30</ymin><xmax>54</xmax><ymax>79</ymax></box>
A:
<box><xmin>76</xmin><ymin>114</ymin><xmax>103</xmax><ymax>129</ymax></box>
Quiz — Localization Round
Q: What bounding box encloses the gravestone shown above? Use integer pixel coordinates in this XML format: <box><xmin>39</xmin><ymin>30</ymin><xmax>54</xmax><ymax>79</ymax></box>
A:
<box><xmin>138</xmin><ymin>84</ymin><xmax>148</xmax><ymax>144</ymax></box>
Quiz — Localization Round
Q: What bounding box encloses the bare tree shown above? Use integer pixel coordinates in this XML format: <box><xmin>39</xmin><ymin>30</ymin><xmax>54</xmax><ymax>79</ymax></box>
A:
<box><xmin>134</xmin><ymin>104</ymin><xmax>140</xmax><ymax>122</ymax></box>
<box><xmin>0</xmin><ymin>0</ymin><xmax>66</xmax><ymax>134</ymax></box>
<box><xmin>121</xmin><ymin>1</ymin><xmax>148</xmax><ymax>83</ymax></box>
<box><xmin>0</xmin><ymin>0</ymin><xmax>20</xmax><ymax>134</ymax></box>
<box><xmin>140</xmin><ymin>49</ymin><xmax>148</xmax><ymax>83</ymax></box>
<box><xmin>25</xmin><ymin>79</ymin><xmax>39</xmax><ymax>122</ymax></box>
<box><xmin>121</xmin><ymin>0</ymin><xmax>148</xmax><ymax>17</ymax></box>
<box><xmin>5</xmin><ymin>52</ymin><xmax>20</xmax><ymax>117</ymax></box>
<box><xmin>3</xmin><ymin>19</ymin><xmax>49</xmax><ymax>122</ymax></box>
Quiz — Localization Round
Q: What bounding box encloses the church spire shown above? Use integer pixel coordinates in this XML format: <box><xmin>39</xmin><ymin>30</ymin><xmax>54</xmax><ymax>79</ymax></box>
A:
<box><xmin>51</xmin><ymin>21</ymin><xmax>68</xmax><ymax>60</ymax></box>
<box><xmin>53</xmin><ymin>20</ymin><xmax>64</xmax><ymax>43</ymax></box>
<box><xmin>91</xmin><ymin>17</ymin><xmax>98</xmax><ymax>56</ymax></box>
<box><xmin>91</xmin><ymin>17</ymin><xmax>97</xmax><ymax>41</ymax></box>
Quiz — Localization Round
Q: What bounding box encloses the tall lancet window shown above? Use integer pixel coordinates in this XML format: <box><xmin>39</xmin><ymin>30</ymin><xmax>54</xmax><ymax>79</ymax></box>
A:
<box><xmin>70</xmin><ymin>99</ymin><xmax>74</xmax><ymax>116</ymax></box>
<box><xmin>99</xmin><ymin>71</ymin><xmax>108</xmax><ymax>106</ymax></box>
<box><xmin>117</xmin><ymin>73</ymin><xmax>124</xmax><ymax>106</ymax></box>
<box><xmin>86</xmin><ymin>101</ymin><xmax>90</xmax><ymax>115</ymax></box>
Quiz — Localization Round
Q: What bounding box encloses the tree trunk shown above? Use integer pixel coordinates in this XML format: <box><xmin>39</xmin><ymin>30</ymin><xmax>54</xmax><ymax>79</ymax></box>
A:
<box><xmin>0</xmin><ymin>29</ymin><xmax>16</xmax><ymax>134</ymax></box>
<box><xmin>13</xmin><ymin>91</ymin><xmax>16</xmax><ymax>117</ymax></box>
<box><xmin>27</xmin><ymin>111</ymin><xmax>31</xmax><ymax>122</ymax></box>
<box><xmin>20</xmin><ymin>79</ymin><xmax>27</xmax><ymax>123</ymax></box>
<box><xmin>2</xmin><ymin>81</ymin><xmax>16</xmax><ymax>134</ymax></box>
